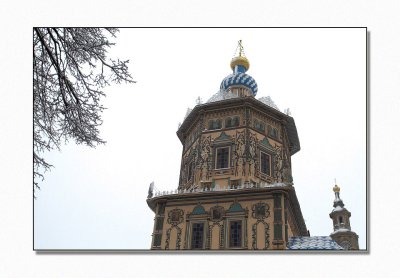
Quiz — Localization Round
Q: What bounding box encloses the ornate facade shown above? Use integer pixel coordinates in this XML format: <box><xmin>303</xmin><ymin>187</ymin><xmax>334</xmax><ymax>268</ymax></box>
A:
<box><xmin>146</xmin><ymin>41</ymin><xmax>358</xmax><ymax>251</ymax></box>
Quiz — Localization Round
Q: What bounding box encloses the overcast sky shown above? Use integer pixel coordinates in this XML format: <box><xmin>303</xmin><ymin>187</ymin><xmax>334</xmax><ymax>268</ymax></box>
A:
<box><xmin>34</xmin><ymin>28</ymin><xmax>366</xmax><ymax>250</ymax></box>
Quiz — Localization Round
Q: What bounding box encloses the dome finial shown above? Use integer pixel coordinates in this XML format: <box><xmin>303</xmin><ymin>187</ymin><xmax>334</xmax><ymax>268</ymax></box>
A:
<box><xmin>238</xmin><ymin>39</ymin><xmax>244</xmax><ymax>57</ymax></box>
<box><xmin>333</xmin><ymin>178</ymin><xmax>340</xmax><ymax>193</ymax></box>
<box><xmin>220</xmin><ymin>41</ymin><xmax>258</xmax><ymax>96</ymax></box>
<box><xmin>230</xmin><ymin>40</ymin><xmax>250</xmax><ymax>72</ymax></box>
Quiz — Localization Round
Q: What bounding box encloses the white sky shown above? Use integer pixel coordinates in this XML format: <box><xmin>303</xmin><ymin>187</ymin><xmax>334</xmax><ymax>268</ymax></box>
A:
<box><xmin>33</xmin><ymin>28</ymin><xmax>366</xmax><ymax>250</ymax></box>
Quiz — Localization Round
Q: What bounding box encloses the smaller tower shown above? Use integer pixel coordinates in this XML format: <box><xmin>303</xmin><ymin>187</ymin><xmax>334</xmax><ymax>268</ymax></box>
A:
<box><xmin>329</xmin><ymin>183</ymin><xmax>359</xmax><ymax>250</ymax></box>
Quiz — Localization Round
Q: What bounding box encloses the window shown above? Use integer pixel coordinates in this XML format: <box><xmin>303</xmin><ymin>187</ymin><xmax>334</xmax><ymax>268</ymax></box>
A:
<box><xmin>339</xmin><ymin>216</ymin><xmax>344</xmax><ymax>224</ymax></box>
<box><xmin>268</xmin><ymin>126</ymin><xmax>278</xmax><ymax>138</ymax></box>
<box><xmin>191</xmin><ymin>223</ymin><xmax>204</xmax><ymax>249</ymax></box>
<box><xmin>208</xmin><ymin>119</ymin><xmax>222</xmax><ymax>130</ymax></box>
<box><xmin>229</xmin><ymin>220</ymin><xmax>242</xmax><ymax>248</ymax></box>
<box><xmin>225</xmin><ymin>117</ymin><xmax>232</xmax><ymax>128</ymax></box>
<box><xmin>216</xmin><ymin>147</ymin><xmax>230</xmax><ymax>169</ymax></box>
<box><xmin>274</xmin><ymin>223</ymin><xmax>283</xmax><ymax>240</ymax></box>
<box><xmin>153</xmin><ymin>234</ymin><xmax>162</xmax><ymax>247</ymax></box>
<box><xmin>208</xmin><ymin>120</ymin><xmax>214</xmax><ymax>130</ymax></box>
<box><xmin>273</xmin><ymin>194</ymin><xmax>283</xmax><ymax>240</ymax></box>
<box><xmin>254</xmin><ymin>119</ymin><xmax>265</xmax><ymax>132</ymax></box>
<box><xmin>215</xmin><ymin>119</ymin><xmax>222</xmax><ymax>129</ymax></box>
<box><xmin>260</xmin><ymin>152</ymin><xmax>271</xmax><ymax>176</ymax></box>
<box><xmin>226</xmin><ymin>116</ymin><xmax>239</xmax><ymax>128</ymax></box>
<box><xmin>155</xmin><ymin>217</ymin><xmax>164</xmax><ymax>230</ymax></box>
<box><xmin>232</xmin><ymin>116</ymin><xmax>240</xmax><ymax>127</ymax></box>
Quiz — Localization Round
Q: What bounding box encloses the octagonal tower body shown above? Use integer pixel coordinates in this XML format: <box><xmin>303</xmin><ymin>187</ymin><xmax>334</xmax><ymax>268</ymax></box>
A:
<box><xmin>147</xmin><ymin>42</ymin><xmax>307</xmax><ymax>250</ymax></box>
<box><xmin>176</xmin><ymin>97</ymin><xmax>300</xmax><ymax>191</ymax></box>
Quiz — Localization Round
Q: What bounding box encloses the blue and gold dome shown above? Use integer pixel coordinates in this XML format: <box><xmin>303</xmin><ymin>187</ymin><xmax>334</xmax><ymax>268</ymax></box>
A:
<box><xmin>220</xmin><ymin>40</ymin><xmax>258</xmax><ymax>96</ymax></box>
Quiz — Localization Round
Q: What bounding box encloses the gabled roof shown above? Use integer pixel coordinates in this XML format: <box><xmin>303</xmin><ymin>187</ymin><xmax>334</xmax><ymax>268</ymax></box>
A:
<box><xmin>288</xmin><ymin>236</ymin><xmax>343</xmax><ymax>250</ymax></box>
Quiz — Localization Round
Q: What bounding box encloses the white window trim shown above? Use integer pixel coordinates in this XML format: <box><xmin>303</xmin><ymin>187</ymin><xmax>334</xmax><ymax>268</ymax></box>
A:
<box><xmin>215</xmin><ymin>146</ymin><xmax>230</xmax><ymax>170</ymax></box>
<box><xmin>190</xmin><ymin>221</ymin><xmax>207</xmax><ymax>250</ymax></box>
<box><xmin>260</xmin><ymin>151</ymin><xmax>272</xmax><ymax>176</ymax></box>
<box><xmin>227</xmin><ymin>218</ymin><xmax>244</xmax><ymax>249</ymax></box>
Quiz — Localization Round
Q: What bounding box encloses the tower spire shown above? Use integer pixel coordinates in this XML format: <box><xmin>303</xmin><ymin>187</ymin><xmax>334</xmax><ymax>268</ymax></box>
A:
<box><xmin>329</xmin><ymin>181</ymin><xmax>359</xmax><ymax>250</ymax></box>
<box><xmin>237</xmin><ymin>39</ymin><xmax>244</xmax><ymax>57</ymax></box>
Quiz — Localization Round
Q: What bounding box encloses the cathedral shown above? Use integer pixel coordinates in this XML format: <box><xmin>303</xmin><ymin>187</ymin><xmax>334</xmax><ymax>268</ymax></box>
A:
<box><xmin>146</xmin><ymin>41</ymin><xmax>359</xmax><ymax>251</ymax></box>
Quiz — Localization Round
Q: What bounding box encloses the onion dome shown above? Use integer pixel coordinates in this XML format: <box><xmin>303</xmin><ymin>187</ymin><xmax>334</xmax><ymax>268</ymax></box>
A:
<box><xmin>220</xmin><ymin>40</ymin><xmax>258</xmax><ymax>96</ymax></box>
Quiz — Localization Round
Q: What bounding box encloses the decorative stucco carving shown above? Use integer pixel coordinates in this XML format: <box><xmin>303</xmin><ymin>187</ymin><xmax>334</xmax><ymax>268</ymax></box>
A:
<box><xmin>165</xmin><ymin>225</ymin><xmax>182</xmax><ymax>250</ymax></box>
<box><xmin>252</xmin><ymin>202</ymin><xmax>270</xmax><ymax>220</ymax></box>
<box><xmin>167</xmin><ymin>209</ymin><xmax>184</xmax><ymax>225</ymax></box>
<box><xmin>251</xmin><ymin>221</ymin><xmax>270</xmax><ymax>250</ymax></box>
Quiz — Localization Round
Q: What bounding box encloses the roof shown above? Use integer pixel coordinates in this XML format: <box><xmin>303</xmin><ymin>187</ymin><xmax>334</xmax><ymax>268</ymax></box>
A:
<box><xmin>288</xmin><ymin>236</ymin><xmax>343</xmax><ymax>250</ymax></box>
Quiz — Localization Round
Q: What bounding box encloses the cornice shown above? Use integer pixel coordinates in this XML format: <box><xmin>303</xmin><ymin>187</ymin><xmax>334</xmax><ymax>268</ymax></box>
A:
<box><xmin>146</xmin><ymin>186</ymin><xmax>292</xmax><ymax>213</ymax></box>
<box><xmin>176</xmin><ymin>97</ymin><xmax>300</xmax><ymax>155</ymax></box>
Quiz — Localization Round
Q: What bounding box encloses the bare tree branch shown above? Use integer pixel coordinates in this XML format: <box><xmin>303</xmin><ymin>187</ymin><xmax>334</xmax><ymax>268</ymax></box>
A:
<box><xmin>33</xmin><ymin>28</ymin><xmax>134</xmax><ymax>198</ymax></box>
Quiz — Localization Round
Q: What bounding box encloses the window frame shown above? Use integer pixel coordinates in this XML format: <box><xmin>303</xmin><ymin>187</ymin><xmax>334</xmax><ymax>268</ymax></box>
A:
<box><xmin>254</xmin><ymin>118</ymin><xmax>265</xmax><ymax>133</ymax></box>
<box><xmin>228</xmin><ymin>219</ymin><xmax>243</xmax><ymax>248</ymax></box>
<box><xmin>208</xmin><ymin>119</ymin><xmax>222</xmax><ymax>130</ymax></box>
<box><xmin>260</xmin><ymin>151</ymin><xmax>272</xmax><ymax>176</ymax></box>
<box><xmin>225</xmin><ymin>116</ymin><xmax>240</xmax><ymax>128</ymax></box>
<box><xmin>225</xmin><ymin>117</ymin><xmax>232</xmax><ymax>128</ymax></box>
<box><xmin>268</xmin><ymin>126</ymin><xmax>279</xmax><ymax>139</ymax></box>
<box><xmin>215</xmin><ymin>146</ymin><xmax>230</xmax><ymax>170</ymax></box>
<box><xmin>232</xmin><ymin>116</ymin><xmax>240</xmax><ymax>127</ymax></box>
<box><xmin>152</xmin><ymin>233</ymin><xmax>162</xmax><ymax>248</ymax></box>
<box><xmin>155</xmin><ymin>217</ymin><xmax>164</xmax><ymax>231</ymax></box>
<box><xmin>190</xmin><ymin>222</ymin><xmax>206</xmax><ymax>250</ymax></box>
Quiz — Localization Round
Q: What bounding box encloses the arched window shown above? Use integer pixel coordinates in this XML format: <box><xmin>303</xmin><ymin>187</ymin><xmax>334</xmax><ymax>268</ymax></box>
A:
<box><xmin>208</xmin><ymin>120</ymin><xmax>214</xmax><ymax>130</ymax></box>
<box><xmin>232</xmin><ymin>116</ymin><xmax>240</xmax><ymax>127</ymax></box>
<box><xmin>208</xmin><ymin>119</ymin><xmax>221</xmax><ymax>130</ymax></box>
<box><xmin>259</xmin><ymin>123</ymin><xmax>265</xmax><ymax>132</ymax></box>
<box><xmin>268</xmin><ymin>126</ymin><xmax>278</xmax><ymax>138</ymax></box>
<box><xmin>225</xmin><ymin>117</ymin><xmax>232</xmax><ymax>128</ymax></box>
<box><xmin>254</xmin><ymin>119</ymin><xmax>265</xmax><ymax>132</ymax></box>
<box><xmin>214</xmin><ymin>119</ymin><xmax>222</xmax><ymax>129</ymax></box>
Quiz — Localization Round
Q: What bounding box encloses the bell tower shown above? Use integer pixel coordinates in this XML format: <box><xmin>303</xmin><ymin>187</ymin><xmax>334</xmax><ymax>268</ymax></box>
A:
<box><xmin>147</xmin><ymin>40</ymin><xmax>308</xmax><ymax>250</ymax></box>
<box><xmin>329</xmin><ymin>183</ymin><xmax>359</xmax><ymax>250</ymax></box>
